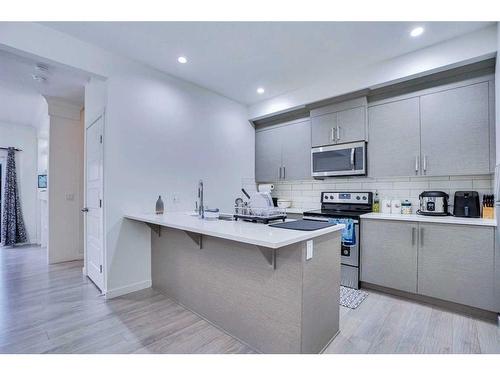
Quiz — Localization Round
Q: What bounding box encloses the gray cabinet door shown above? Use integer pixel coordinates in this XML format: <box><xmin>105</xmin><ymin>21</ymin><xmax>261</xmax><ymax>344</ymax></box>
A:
<box><xmin>255</xmin><ymin>127</ymin><xmax>282</xmax><ymax>182</ymax></box>
<box><xmin>420</xmin><ymin>82</ymin><xmax>490</xmax><ymax>176</ymax></box>
<box><xmin>368</xmin><ymin>98</ymin><xmax>421</xmax><ymax>177</ymax></box>
<box><xmin>311</xmin><ymin>112</ymin><xmax>337</xmax><ymax>147</ymax></box>
<box><xmin>281</xmin><ymin>119</ymin><xmax>311</xmax><ymax>180</ymax></box>
<box><xmin>361</xmin><ymin>219</ymin><xmax>418</xmax><ymax>293</ymax></box>
<box><xmin>418</xmin><ymin>223</ymin><xmax>495</xmax><ymax>311</ymax></box>
<box><xmin>337</xmin><ymin>106</ymin><xmax>366</xmax><ymax>144</ymax></box>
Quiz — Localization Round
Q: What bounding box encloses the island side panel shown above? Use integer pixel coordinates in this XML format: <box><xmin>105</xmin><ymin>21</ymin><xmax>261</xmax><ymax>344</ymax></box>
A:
<box><xmin>300</xmin><ymin>231</ymin><xmax>341</xmax><ymax>353</ymax></box>
<box><xmin>151</xmin><ymin>226</ymin><xmax>304</xmax><ymax>353</ymax></box>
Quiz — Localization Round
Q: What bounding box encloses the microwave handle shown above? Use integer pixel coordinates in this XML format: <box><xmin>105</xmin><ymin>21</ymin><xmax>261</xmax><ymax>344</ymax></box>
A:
<box><xmin>350</xmin><ymin>148</ymin><xmax>355</xmax><ymax>169</ymax></box>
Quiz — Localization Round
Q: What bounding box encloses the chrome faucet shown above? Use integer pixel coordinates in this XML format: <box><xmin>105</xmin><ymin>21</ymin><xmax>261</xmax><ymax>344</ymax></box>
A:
<box><xmin>197</xmin><ymin>179</ymin><xmax>204</xmax><ymax>219</ymax></box>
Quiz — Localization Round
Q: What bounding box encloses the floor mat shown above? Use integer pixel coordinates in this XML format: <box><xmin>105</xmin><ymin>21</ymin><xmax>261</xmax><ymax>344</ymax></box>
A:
<box><xmin>340</xmin><ymin>286</ymin><xmax>368</xmax><ymax>309</ymax></box>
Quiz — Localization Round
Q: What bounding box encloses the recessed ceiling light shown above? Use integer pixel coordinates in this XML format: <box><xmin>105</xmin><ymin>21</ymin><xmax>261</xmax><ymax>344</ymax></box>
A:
<box><xmin>257</xmin><ymin>87</ymin><xmax>265</xmax><ymax>94</ymax></box>
<box><xmin>177</xmin><ymin>56</ymin><xmax>187</xmax><ymax>64</ymax></box>
<box><xmin>410</xmin><ymin>27</ymin><xmax>424</xmax><ymax>37</ymax></box>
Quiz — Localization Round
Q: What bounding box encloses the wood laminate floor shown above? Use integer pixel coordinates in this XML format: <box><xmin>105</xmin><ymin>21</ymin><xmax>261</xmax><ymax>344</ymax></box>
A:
<box><xmin>1</xmin><ymin>245</ymin><xmax>498</xmax><ymax>354</ymax></box>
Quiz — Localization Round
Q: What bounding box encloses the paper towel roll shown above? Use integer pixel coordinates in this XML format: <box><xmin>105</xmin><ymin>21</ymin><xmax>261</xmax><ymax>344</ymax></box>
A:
<box><xmin>258</xmin><ymin>184</ymin><xmax>274</xmax><ymax>192</ymax></box>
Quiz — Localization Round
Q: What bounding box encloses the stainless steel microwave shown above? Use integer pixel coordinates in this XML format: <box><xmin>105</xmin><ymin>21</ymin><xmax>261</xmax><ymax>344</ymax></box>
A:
<box><xmin>311</xmin><ymin>141</ymin><xmax>366</xmax><ymax>177</ymax></box>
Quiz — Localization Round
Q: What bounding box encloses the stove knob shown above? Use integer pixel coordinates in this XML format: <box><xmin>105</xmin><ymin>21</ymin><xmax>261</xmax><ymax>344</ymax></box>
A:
<box><xmin>330</xmin><ymin>195</ymin><xmax>334</xmax><ymax>200</ymax></box>
<box><xmin>324</xmin><ymin>195</ymin><xmax>329</xmax><ymax>200</ymax></box>
<box><xmin>362</xmin><ymin>196</ymin><xmax>367</xmax><ymax>200</ymax></box>
<box><xmin>356</xmin><ymin>196</ymin><xmax>361</xmax><ymax>200</ymax></box>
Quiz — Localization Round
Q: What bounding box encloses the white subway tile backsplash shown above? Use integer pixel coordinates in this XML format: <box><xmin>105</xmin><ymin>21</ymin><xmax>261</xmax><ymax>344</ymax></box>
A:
<box><xmin>266</xmin><ymin>174</ymin><xmax>493</xmax><ymax>209</ymax></box>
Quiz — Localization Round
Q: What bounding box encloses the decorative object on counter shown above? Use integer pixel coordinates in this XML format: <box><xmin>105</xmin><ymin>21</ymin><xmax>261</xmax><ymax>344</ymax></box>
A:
<box><xmin>482</xmin><ymin>194</ymin><xmax>494</xmax><ymax>219</ymax></box>
<box><xmin>257</xmin><ymin>183</ymin><xmax>274</xmax><ymax>193</ymax></box>
<box><xmin>155</xmin><ymin>195</ymin><xmax>164</xmax><ymax>215</ymax></box>
<box><xmin>204</xmin><ymin>208</ymin><xmax>220</xmax><ymax>220</ymax></box>
<box><xmin>339</xmin><ymin>286</ymin><xmax>368</xmax><ymax>309</ymax></box>
<box><xmin>277</xmin><ymin>199</ymin><xmax>292</xmax><ymax>208</ymax></box>
<box><xmin>417</xmin><ymin>191</ymin><xmax>449</xmax><ymax>216</ymax></box>
<box><xmin>401</xmin><ymin>200</ymin><xmax>412</xmax><ymax>215</ymax></box>
<box><xmin>391</xmin><ymin>199</ymin><xmax>401</xmax><ymax>214</ymax></box>
<box><xmin>381</xmin><ymin>198</ymin><xmax>392</xmax><ymax>214</ymax></box>
<box><xmin>372</xmin><ymin>190</ymin><xmax>380</xmax><ymax>213</ymax></box>
<box><xmin>453</xmin><ymin>191</ymin><xmax>480</xmax><ymax>218</ymax></box>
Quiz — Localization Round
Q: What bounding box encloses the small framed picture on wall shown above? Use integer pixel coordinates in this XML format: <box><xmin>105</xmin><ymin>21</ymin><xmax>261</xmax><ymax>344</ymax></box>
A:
<box><xmin>38</xmin><ymin>174</ymin><xmax>47</xmax><ymax>189</ymax></box>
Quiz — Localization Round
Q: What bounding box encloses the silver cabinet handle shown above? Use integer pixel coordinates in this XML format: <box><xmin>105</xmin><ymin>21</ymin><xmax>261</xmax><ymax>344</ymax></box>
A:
<box><xmin>279</xmin><ymin>167</ymin><xmax>282</xmax><ymax>180</ymax></box>
<box><xmin>350</xmin><ymin>148</ymin><xmax>355</xmax><ymax>169</ymax></box>
<box><xmin>423</xmin><ymin>155</ymin><xmax>427</xmax><ymax>174</ymax></box>
<box><xmin>420</xmin><ymin>227</ymin><xmax>424</xmax><ymax>246</ymax></box>
<box><xmin>411</xmin><ymin>227</ymin><xmax>416</xmax><ymax>246</ymax></box>
<box><xmin>283</xmin><ymin>166</ymin><xmax>286</xmax><ymax>179</ymax></box>
<box><xmin>337</xmin><ymin>126</ymin><xmax>341</xmax><ymax>141</ymax></box>
<box><xmin>330</xmin><ymin>127</ymin><xmax>335</xmax><ymax>142</ymax></box>
<box><xmin>415</xmin><ymin>155</ymin><xmax>419</xmax><ymax>174</ymax></box>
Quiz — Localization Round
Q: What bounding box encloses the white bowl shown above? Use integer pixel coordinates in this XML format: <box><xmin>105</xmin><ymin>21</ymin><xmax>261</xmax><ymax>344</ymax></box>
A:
<box><xmin>277</xmin><ymin>200</ymin><xmax>292</xmax><ymax>209</ymax></box>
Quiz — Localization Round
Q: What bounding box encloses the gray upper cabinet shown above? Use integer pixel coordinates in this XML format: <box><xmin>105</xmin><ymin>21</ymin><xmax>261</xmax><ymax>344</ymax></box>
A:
<box><xmin>368</xmin><ymin>98</ymin><xmax>421</xmax><ymax>177</ymax></box>
<box><xmin>311</xmin><ymin>112</ymin><xmax>337</xmax><ymax>147</ymax></box>
<box><xmin>417</xmin><ymin>223</ymin><xmax>495</xmax><ymax>311</ymax></box>
<box><xmin>255</xmin><ymin>127</ymin><xmax>282</xmax><ymax>182</ymax></box>
<box><xmin>360</xmin><ymin>219</ymin><xmax>418</xmax><ymax>293</ymax></box>
<box><xmin>311</xmin><ymin>98</ymin><xmax>367</xmax><ymax>147</ymax></box>
<box><xmin>420</xmin><ymin>82</ymin><xmax>491</xmax><ymax>176</ymax></box>
<box><xmin>281</xmin><ymin>119</ymin><xmax>311</xmax><ymax>180</ymax></box>
<box><xmin>255</xmin><ymin>119</ymin><xmax>311</xmax><ymax>182</ymax></box>
<box><xmin>337</xmin><ymin>106</ymin><xmax>366</xmax><ymax>144</ymax></box>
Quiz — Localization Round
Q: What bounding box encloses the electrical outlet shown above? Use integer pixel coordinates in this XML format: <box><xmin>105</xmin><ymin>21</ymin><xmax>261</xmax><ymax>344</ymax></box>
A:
<box><xmin>306</xmin><ymin>240</ymin><xmax>313</xmax><ymax>260</ymax></box>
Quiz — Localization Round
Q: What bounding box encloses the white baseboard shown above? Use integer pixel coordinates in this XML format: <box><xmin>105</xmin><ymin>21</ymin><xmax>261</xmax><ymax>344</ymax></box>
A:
<box><xmin>105</xmin><ymin>279</ymin><xmax>152</xmax><ymax>299</ymax></box>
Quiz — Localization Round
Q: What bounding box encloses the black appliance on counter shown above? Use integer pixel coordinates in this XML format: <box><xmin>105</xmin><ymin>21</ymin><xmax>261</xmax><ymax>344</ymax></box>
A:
<box><xmin>417</xmin><ymin>191</ymin><xmax>449</xmax><ymax>216</ymax></box>
<box><xmin>453</xmin><ymin>191</ymin><xmax>480</xmax><ymax>218</ymax></box>
<box><xmin>303</xmin><ymin>191</ymin><xmax>373</xmax><ymax>289</ymax></box>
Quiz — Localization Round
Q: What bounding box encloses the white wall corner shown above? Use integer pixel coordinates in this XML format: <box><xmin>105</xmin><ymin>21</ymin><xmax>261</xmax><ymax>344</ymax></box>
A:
<box><xmin>104</xmin><ymin>279</ymin><xmax>152</xmax><ymax>299</ymax></box>
<box><xmin>45</xmin><ymin>97</ymin><xmax>82</xmax><ymax>121</ymax></box>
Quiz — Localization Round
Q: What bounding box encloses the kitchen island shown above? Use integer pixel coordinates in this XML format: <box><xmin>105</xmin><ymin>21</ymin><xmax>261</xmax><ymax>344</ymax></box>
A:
<box><xmin>124</xmin><ymin>212</ymin><xmax>344</xmax><ymax>353</ymax></box>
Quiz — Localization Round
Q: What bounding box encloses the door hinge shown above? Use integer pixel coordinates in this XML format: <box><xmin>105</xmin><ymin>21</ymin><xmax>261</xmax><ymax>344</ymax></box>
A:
<box><xmin>99</xmin><ymin>199</ymin><xmax>102</xmax><ymax>208</ymax></box>
<box><xmin>99</xmin><ymin>265</ymin><xmax>103</xmax><ymax>273</ymax></box>
<box><xmin>100</xmin><ymin>135</ymin><xmax>103</xmax><ymax>144</ymax></box>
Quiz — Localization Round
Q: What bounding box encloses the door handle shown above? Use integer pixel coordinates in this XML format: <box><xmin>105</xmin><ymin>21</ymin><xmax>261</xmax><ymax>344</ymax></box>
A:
<box><xmin>337</xmin><ymin>126</ymin><xmax>341</xmax><ymax>141</ymax></box>
<box><xmin>81</xmin><ymin>207</ymin><xmax>89</xmax><ymax>213</ymax></box>
<box><xmin>420</xmin><ymin>227</ymin><xmax>424</xmax><ymax>246</ymax></box>
<box><xmin>423</xmin><ymin>155</ymin><xmax>427</xmax><ymax>174</ymax></box>
<box><xmin>331</xmin><ymin>127</ymin><xmax>335</xmax><ymax>142</ymax></box>
<box><xmin>415</xmin><ymin>155</ymin><xmax>419</xmax><ymax>174</ymax></box>
<box><xmin>411</xmin><ymin>227</ymin><xmax>416</xmax><ymax>246</ymax></box>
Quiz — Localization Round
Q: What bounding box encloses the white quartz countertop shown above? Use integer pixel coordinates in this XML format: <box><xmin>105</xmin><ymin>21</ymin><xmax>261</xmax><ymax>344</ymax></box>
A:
<box><xmin>124</xmin><ymin>212</ymin><xmax>344</xmax><ymax>249</ymax></box>
<box><xmin>361</xmin><ymin>212</ymin><xmax>497</xmax><ymax>227</ymax></box>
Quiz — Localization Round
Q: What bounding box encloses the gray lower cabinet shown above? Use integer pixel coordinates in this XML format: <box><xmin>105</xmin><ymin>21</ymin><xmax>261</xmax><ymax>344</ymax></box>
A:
<box><xmin>311</xmin><ymin>106</ymin><xmax>366</xmax><ymax>147</ymax></box>
<box><xmin>417</xmin><ymin>223</ymin><xmax>496</xmax><ymax>311</ymax></box>
<box><xmin>255</xmin><ymin>119</ymin><xmax>311</xmax><ymax>182</ymax></box>
<box><xmin>420</xmin><ymin>82</ymin><xmax>491</xmax><ymax>176</ymax></box>
<box><xmin>368</xmin><ymin>98</ymin><xmax>420</xmax><ymax>177</ymax></box>
<box><xmin>361</xmin><ymin>219</ymin><xmax>418</xmax><ymax>293</ymax></box>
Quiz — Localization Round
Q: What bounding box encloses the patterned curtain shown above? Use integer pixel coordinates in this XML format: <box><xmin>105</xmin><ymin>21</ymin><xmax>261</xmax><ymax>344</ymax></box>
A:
<box><xmin>1</xmin><ymin>148</ymin><xmax>28</xmax><ymax>246</ymax></box>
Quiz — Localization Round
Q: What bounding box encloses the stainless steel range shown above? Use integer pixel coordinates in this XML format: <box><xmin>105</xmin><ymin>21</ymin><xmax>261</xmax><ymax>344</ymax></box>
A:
<box><xmin>303</xmin><ymin>191</ymin><xmax>373</xmax><ymax>289</ymax></box>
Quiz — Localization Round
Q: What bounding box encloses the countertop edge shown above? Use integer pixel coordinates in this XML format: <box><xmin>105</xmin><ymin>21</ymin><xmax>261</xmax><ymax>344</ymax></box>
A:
<box><xmin>124</xmin><ymin>213</ymin><xmax>345</xmax><ymax>249</ymax></box>
<box><xmin>360</xmin><ymin>213</ymin><xmax>497</xmax><ymax>227</ymax></box>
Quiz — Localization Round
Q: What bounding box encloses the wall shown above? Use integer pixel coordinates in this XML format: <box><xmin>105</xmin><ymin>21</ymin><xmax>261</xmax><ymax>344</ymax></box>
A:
<box><xmin>103</xmin><ymin>70</ymin><xmax>254</xmax><ymax>296</ymax></box>
<box><xmin>249</xmin><ymin>25</ymin><xmax>498</xmax><ymax>120</ymax></box>
<box><xmin>0</xmin><ymin>121</ymin><xmax>38</xmax><ymax>244</ymax></box>
<box><xmin>270</xmin><ymin>175</ymin><xmax>494</xmax><ymax>213</ymax></box>
<box><xmin>47</xmin><ymin>99</ymin><xmax>84</xmax><ymax>263</ymax></box>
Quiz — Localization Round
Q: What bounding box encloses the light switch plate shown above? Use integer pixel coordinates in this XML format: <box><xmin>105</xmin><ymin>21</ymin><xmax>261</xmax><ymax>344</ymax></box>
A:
<box><xmin>306</xmin><ymin>240</ymin><xmax>313</xmax><ymax>260</ymax></box>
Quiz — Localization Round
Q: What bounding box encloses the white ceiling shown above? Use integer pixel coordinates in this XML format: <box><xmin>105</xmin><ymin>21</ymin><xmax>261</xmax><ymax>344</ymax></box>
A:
<box><xmin>0</xmin><ymin>48</ymin><xmax>88</xmax><ymax>107</ymax></box>
<box><xmin>42</xmin><ymin>22</ymin><xmax>493</xmax><ymax>105</ymax></box>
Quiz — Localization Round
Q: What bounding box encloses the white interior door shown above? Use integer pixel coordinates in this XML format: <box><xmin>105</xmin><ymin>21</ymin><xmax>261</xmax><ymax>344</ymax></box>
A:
<box><xmin>84</xmin><ymin>114</ymin><xmax>104</xmax><ymax>291</ymax></box>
